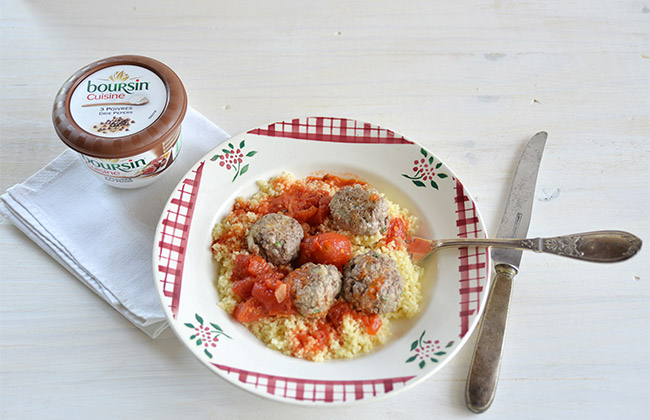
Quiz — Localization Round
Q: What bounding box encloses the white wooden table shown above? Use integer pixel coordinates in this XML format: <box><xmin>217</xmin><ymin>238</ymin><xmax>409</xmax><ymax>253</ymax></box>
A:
<box><xmin>1</xmin><ymin>1</ymin><xmax>648</xmax><ymax>419</ymax></box>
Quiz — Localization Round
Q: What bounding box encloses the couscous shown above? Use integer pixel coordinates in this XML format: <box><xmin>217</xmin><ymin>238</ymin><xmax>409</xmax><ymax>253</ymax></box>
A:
<box><xmin>211</xmin><ymin>173</ymin><xmax>424</xmax><ymax>361</ymax></box>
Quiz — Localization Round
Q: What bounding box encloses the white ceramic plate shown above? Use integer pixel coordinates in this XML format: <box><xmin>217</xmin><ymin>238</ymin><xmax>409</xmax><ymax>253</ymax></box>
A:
<box><xmin>153</xmin><ymin>117</ymin><xmax>491</xmax><ymax>405</ymax></box>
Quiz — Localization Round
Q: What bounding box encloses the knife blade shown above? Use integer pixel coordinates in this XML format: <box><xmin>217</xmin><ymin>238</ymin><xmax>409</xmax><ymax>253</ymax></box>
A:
<box><xmin>465</xmin><ymin>131</ymin><xmax>547</xmax><ymax>413</ymax></box>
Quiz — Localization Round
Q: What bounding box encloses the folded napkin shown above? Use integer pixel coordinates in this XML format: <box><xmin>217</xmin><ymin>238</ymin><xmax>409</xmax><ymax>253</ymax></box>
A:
<box><xmin>0</xmin><ymin>107</ymin><xmax>229</xmax><ymax>337</ymax></box>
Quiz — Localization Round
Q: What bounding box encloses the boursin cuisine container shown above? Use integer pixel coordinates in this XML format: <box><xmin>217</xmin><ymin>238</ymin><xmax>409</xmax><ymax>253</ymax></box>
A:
<box><xmin>52</xmin><ymin>55</ymin><xmax>187</xmax><ymax>188</ymax></box>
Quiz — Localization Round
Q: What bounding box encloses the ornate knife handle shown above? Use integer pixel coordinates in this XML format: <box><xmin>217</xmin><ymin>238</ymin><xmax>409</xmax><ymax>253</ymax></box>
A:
<box><xmin>431</xmin><ymin>230</ymin><xmax>642</xmax><ymax>263</ymax></box>
<box><xmin>518</xmin><ymin>231</ymin><xmax>642</xmax><ymax>262</ymax></box>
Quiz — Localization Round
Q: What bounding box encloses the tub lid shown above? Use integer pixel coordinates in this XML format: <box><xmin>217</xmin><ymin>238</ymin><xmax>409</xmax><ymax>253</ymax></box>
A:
<box><xmin>52</xmin><ymin>55</ymin><xmax>187</xmax><ymax>159</ymax></box>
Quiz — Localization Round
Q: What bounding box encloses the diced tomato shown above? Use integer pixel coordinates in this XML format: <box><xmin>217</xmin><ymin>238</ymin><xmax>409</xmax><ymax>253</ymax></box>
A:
<box><xmin>232</xmin><ymin>254</ymin><xmax>269</xmax><ymax>280</ymax></box>
<box><xmin>233</xmin><ymin>298</ymin><xmax>266</xmax><ymax>323</ymax></box>
<box><xmin>251</xmin><ymin>278</ymin><xmax>294</xmax><ymax>316</ymax></box>
<box><xmin>230</xmin><ymin>254</ymin><xmax>295</xmax><ymax>322</ymax></box>
<box><xmin>231</xmin><ymin>277</ymin><xmax>256</xmax><ymax>299</ymax></box>
<box><xmin>231</xmin><ymin>254</ymin><xmax>275</xmax><ymax>300</ymax></box>
<box><xmin>364</xmin><ymin>314</ymin><xmax>383</xmax><ymax>335</ymax></box>
<box><xmin>299</xmin><ymin>232</ymin><xmax>352</xmax><ymax>269</ymax></box>
<box><xmin>385</xmin><ymin>216</ymin><xmax>408</xmax><ymax>245</ymax></box>
<box><xmin>295</xmin><ymin>206</ymin><xmax>318</xmax><ymax>225</ymax></box>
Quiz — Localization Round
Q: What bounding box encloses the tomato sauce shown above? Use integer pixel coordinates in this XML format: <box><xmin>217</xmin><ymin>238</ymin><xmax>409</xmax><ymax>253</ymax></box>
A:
<box><xmin>231</xmin><ymin>196</ymin><xmax>269</xmax><ymax>217</ymax></box>
<box><xmin>366</xmin><ymin>275</ymin><xmax>386</xmax><ymax>302</ymax></box>
<box><xmin>290</xmin><ymin>301</ymin><xmax>382</xmax><ymax>358</ymax></box>
<box><xmin>291</xmin><ymin>320</ymin><xmax>335</xmax><ymax>356</ymax></box>
<box><xmin>230</xmin><ymin>254</ymin><xmax>296</xmax><ymax>323</ymax></box>
<box><xmin>384</xmin><ymin>216</ymin><xmax>409</xmax><ymax>247</ymax></box>
<box><xmin>212</xmin><ymin>225</ymin><xmax>247</xmax><ymax>252</ymax></box>
<box><xmin>266</xmin><ymin>184</ymin><xmax>331</xmax><ymax>232</ymax></box>
<box><xmin>307</xmin><ymin>173</ymin><xmax>365</xmax><ymax>189</ymax></box>
<box><xmin>327</xmin><ymin>301</ymin><xmax>382</xmax><ymax>335</ymax></box>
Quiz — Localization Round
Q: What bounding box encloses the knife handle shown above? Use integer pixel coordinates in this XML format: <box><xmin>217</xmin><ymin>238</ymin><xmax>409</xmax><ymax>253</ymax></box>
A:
<box><xmin>465</xmin><ymin>264</ymin><xmax>516</xmax><ymax>413</ymax></box>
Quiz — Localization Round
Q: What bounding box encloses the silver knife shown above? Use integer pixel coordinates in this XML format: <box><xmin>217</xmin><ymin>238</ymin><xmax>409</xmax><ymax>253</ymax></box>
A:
<box><xmin>465</xmin><ymin>131</ymin><xmax>548</xmax><ymax>413</ymax></box>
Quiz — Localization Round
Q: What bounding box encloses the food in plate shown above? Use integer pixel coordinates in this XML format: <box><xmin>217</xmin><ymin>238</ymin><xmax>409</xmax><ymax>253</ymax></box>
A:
<box><xmin>288</xmin><ymin>262</ymin><xmax>342</xmax><ymax>318</ymax></box>
<box><xmin>342</xmin><ymin>252</ymin><xmax>404</xmax><ymax>314</ymax></box>
<box><xmin>329</xmin><ymin>184</ymin><xmax>390</xmax><ymax>235</ymax></box>
<box><xmin>247</xmin><ymin>213</ymin><xmax>304</xmax><ymax>265</ymax></box>
<box><xmin>211</xmin><ymin>173</ymin><xmax>424</xmax><ymax>361</ymax></box>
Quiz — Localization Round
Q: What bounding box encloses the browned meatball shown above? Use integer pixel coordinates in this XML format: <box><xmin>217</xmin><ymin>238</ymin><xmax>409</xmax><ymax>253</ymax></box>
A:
<box><xmin>329</xmin><ymin>184</ymin><xmax>389</xmax><ymax>235</ymax></box>
<box><xmin>287</xmin><ymin>263</ymin><xmax>342</xmax><ymax>318</ymax></box>
<box><xmin>342</xmin><ymin>252</ymin><xmax>404</xmax><ymax>314</ymax></box>
<box><xmin>247</xmin><ymin>213</ymin><xmax>304</xmax><ymax>265</ymax></box>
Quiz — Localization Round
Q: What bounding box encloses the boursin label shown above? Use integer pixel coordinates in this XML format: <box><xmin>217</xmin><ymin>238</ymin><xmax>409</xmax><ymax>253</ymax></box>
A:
<box><xmin>78</xmin><ymin>136</ymin><xmax>182</xmax><ymax>186</ymax></box>
<box><xmin>85</xmin><ymin>70</ymin><xmax>150</xmax><ymax>97</ymax></box>
<box><xmin>69</xmin><ymin>64</ymin><xmax>167</xmax><ymax>138</ymax></box>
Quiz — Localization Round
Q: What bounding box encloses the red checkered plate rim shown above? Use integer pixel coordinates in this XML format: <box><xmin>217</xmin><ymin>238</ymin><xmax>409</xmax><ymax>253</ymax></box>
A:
<box><xmin>153</xmin><ymin>117</ymin><xmax>491</xmax><ymax>406</ymax></box>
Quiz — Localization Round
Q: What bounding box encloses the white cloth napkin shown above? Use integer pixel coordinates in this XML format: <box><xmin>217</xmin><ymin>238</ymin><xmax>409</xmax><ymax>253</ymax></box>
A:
<box><xmin>0</xmin><ymin>107</ymin><xmax>229</xmax><ymax>338</ymax></box>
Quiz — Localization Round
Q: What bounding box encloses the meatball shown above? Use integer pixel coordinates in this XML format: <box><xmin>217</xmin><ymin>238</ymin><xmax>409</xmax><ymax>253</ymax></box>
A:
<box><xmin>247</xmin><ymin>213</ymin><xmax>304</xmax><ymax>265</ymax></box>
<box><xmin>342</xmin><ymin>252</ymin><xmax>404</xmax><ymax>314</ymax></box>
<box><xmin>287</xmin><ymin>263</ymin><xmax>342</xmax><ymax>318</ymax></box>
<box><xmin>329</xmin><ymin>184</ymin><xmax>389</xmax><ymax>235</ymax></box>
